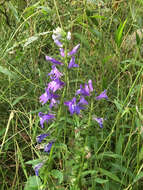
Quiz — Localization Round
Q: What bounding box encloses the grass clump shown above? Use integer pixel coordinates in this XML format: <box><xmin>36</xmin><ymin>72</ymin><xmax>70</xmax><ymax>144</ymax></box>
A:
<box><xmin>0</xmin><ymin>0</ymin><xmax>143</xmax><ymax>189</ymax></box>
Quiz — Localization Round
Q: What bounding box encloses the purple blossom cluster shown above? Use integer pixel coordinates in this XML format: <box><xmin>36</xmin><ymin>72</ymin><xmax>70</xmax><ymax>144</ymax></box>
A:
<box><xmin>34</xmin><ymin>27</ymin><xmax>108</xmax><ymax>176</ymax></box>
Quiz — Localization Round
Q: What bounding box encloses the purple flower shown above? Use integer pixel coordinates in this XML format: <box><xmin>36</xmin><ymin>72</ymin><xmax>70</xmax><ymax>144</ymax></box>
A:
<box><xmin>76</xmin><ymin>80</ymin><xmax>93</xmax><ymax>96</ymax></box>
<box><xmin>47</xmin><ymin>79</ymin><xmax>64</xmax><ymax>92</ymax></box>
<box><xmin>78</xmin><ymin>96</ymin><xmax>88</xmax><ymax>105</ymax></box>
<box><xmin>96</xmin><ymin>90</ymin><xmax>108</xmax><ymax>100</ymax></box>
<box><xmin>38</xmin><ymin>112</ymin><xmax>55</xmax><ymax>128</ymax></box>
<box><xmin>64</xmin><ymin>97</ymin><xmax>87</xmax><ymax>115</ymax></box>
<box><xmin>53</xmin><ymin>39</ymin><xmax>63</xmax><ymax>47</ymax></box>
<box><xmin>34</xmin><ymin>162</ymin><xmax>44</xmax><ymax>176</ymax></box>
<box><xmin>40</xmin><ymin>89</ymin><xmax>59</xmax><ymax>105</ymax></box>
<box><xmin>48</xmin><ymin>65</ymin><xmax>63</xmax><ymax>80</ymax></box>
<box><xmin>45</xmin><ymin>56</ymin><xmax>63</xmax><ymax>65</ymax></box>
<box><xmin>36</xmin><ymin>133</ymin><xmax>49</xmax><ymax>143</ymax></box>
<box><xmin>68</xmin><ymin>44</ymin><xmax>80</xmax><ymax>56</ymax></box>
<box><xmin>94</xmin><ymin>117</ymin><xmax>104</xmax><ymax>128</ymax></box>
<box><xmin>68</xmin><ymin>56</ymin><xmax>79</xmax><ymax>68</ymax></box>
<box><xmin>88</xmin><ymin>79</ymin><xmax>93</xmax><ymax>92</ymax></box>
<box><xmin>59</xmin><ymin>48</ymin><xmax>65</xmax><ymax>57</ymax></box>
<box><xmin>49</xmin><ymin>97</ymin><xmax>59</xmax><ymax>109</ymax></box>
<box><xmin>64</xmin><ymin>97</ymin><xmax>76</xmax><ymax>115</ymax></box>
<box><xmin>44</xmin><ymin>141</ymin><xmax>54</xmax><ymax>153</ymax></box>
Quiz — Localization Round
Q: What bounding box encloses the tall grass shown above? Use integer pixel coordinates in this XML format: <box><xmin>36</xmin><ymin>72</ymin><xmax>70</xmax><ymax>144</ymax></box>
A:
<box><xmin>0</xmin><ymin>0</ymin><xmax>143</xmax><ymax>189</ymax></box>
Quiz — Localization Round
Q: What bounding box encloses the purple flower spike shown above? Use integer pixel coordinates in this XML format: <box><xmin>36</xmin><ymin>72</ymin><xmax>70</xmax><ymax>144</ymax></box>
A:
<box><xmin>36</xmin><ymin>133</ymin><xmax>49</xmax><ymax>143</ymax></box>
<box><xmin>94</xmin><ymin>117</ymin><xmax>104</xmax><ymax>128</ymax></box>
<box><xmin>44</xmin><ymin>141</ymin><xmax>54</xmax><ymax>153</ymax></box>
<box><xmin>68</xmin><ymin>56</ymin><xmax>79</xmax><ymax>68</ymax></box>
<box><xmin>96</xmin><ymin>90</ymin><xmax>108</xmax><ymax>100</ymax></box>
<box><xmin>59</xmin><ymin>48</ymin><xmax>65</xmax><ymax>57</ymax></box>
<box><xmin>47</xmin><ymin>79</ymin><xmax>64</xmax><ymax>92</ymax></box>
<box><xmin>34</xmin><ymin>162</ymin><xmax>43</xmax><ymax>176</ymax></box>
<box><xmin>45</xmin><ymin>56</ymin><xmax>63</xmax><ymax>65</ymax></box>
<box><xmin>40</xmin><ymin>89</ymin><xmax>59</xmax><ymax>105</ymax></box>
<box><xmin>68</xmin><ymin>44</ymin><xmax>80</xmax><ymax>56</ymax></box>
<box><xmin>48</xmin><ymin>65</ymin><xmax>63</xmax><ymax>80</ymax></box>
<box><xmin>38</xmin><ymin>112</ymin><xmax>55</xmax><ymax>128</ymax></box>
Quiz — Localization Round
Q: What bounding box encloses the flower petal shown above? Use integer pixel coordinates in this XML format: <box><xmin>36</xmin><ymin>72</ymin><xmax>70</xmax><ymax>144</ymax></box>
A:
<box><xmin>94</xmin><ymin>117</ymin><xmax>104</xmax><ymax>128</ymax></box>
<box><xmin>68</xmin><ymin>56</ymin><xmax>79</xmax><ymax>68</ymax></box>
<box><xmin>36</xmin><ymin>133</ymin><xmax>49</xmax><ymax>143</ymax></box>
<box><xmin>44</xmin><ymin>141</ymin><xmax>54</xmax><ymax>153</ymax></box>
<box><xmin>45</xmin><ymin>56</ymin><xmax>63</xmax><ymax>65</ymax></box>
<box><xmin>68</xmin><ymin>44</ymin><xmax>80</xmax><ymax>56</ymax></box>
<box><xmin>38</xmin><ymin>112</ymin><xmax>55</xmax><ymax>128</ymax></box>
<box><xmin>34</xmin><ymin>162</ymin><xmax>44</xmax><ymax>176</ymax></box>
<box><xmin>96</xmin><ymin>90</ymin><xmax>108</xmax><ymax>100</ymax></box>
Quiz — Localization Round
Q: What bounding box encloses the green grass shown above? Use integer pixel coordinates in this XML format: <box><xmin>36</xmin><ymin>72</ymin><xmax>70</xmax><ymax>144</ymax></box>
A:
<box><xmin>1</xmin><ymin>0</ymin><xmax>143</xmax><ymax>189</ymax></box>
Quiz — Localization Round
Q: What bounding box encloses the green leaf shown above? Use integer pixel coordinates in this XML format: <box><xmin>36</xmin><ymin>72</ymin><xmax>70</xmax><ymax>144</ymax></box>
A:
<box><xmin>24</xmin><ymin>176</ymin><xmax>42</xmax><ymax>190</ymax></box>
<box><xmin>97</xmin><ymin>152</ymin><xmax>123</xmax><ymax>159</ymax></box>
<box><xmin>133</xmin><ymin>172</ymin><xmax>143</xmax><ymax>184</ymax></box>
<box><xmin>97</xmin><ymin>168</ymin><xmax>124</xmax><ymax>184</ymax></box>
<box><xmin>114</xmin><ymin>99</ymin><xmax>123</xmax><ymax>112</ymax></box>
<box><xmin>29</xmin><ymin>105</ymin><xmax>50</xmax><ymax>114</ymax></box>
<box><xmin>23</xmin><ymin>36</ymin><xmax>39</xmax><ymax>47</ymax></box>
<box><xmin>116</xmin><ymin>134</ymin><xmax>124</xmax><ymax>155</ymax></box>
<box><xmin>81</xmin><ymin>170</ymin><xmax>97</xmax><ymax>177</ymax></box>
<box><xmin>136</xmin><ymin>31</ymin><xmax>141</xmax><ymax>45</ymax></box>
<box><xmin>0</xmin><ymin>66</ymin><xmax>17</xmax><ymax>79</ymax></box>
<box><xmin>51</xmin><ymin>170</ymin><xmax>63</xmax><ymax>184</ymax></box>
<box><xmin>131</xmin><ymin>60</ymin><xmax>143</xmax><ymax>67</ymax></box>
<box><xmin>25</xmin><ymin>159</ymin><xmax>42</xmax><ymax>166</ymax></box>
<box><xmin>115</xmin><ymin>19</ymin><xmax>127</xmax><ymax>47</ymax></box>
<box><xmin>12</xmin><ymin>94</ymin><xmax>27</xmax><ymax>106</ymax></box>
<box><xmin>95</xmin><ymin>178</ymin><xmax>109</xmax><ymax>184</ymax></box>
<box><xmin>7</xmin><ymin>2</ymin><xmax>19</xmax><ymax>21</ymax></box>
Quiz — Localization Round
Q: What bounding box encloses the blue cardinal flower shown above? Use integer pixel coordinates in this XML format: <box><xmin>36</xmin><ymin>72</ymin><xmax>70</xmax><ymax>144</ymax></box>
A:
<box><xmin>48</xmin><ymin>65</ymin><xmax>63</xmax><ymax>80</ymax></box>
<box><xmin>59</xmin><ymin>48</ymin><xmax>65</xmax><ymax>57</ymax></box>
<box><xmin>68</xmin><ymin>56</ymin><xmax>79</xmax><ymax>68</ymax></box>
<box><xmin>96</xmin><ymin>90</ymin><xmax>108</xmax><ymax>100</ymax></box>
<box><xmin>53</xmin><ymin>39</ymin><xmax>63</xmax><ymax>47</ymax></box>
<box><xmin>64</xmin><ymin>97</ymin><xmax>88</xmax><ymax>115</ymax></box>
<box><xmin>78</xmin><ymin>96</ymin><xmax>88</xmax><ymax>105</ymax></box>
<box><xmin>67</xmin><ymin>31</ymin><xmax>71</xmax><ymax>40</ymax></box>
<box><xmin>34</xmin><ymin>162</ymin><xmax>44</xmax><ymax>176</ymax></box>
<box><xmin>52</xmin><ymin>27</ymin><xmax>63</xmax><ymax>47</ymax></box>
<box><xmin>68</xmin><ymin>44</ymin><xmax>80</xmax><ymax>56</ymax></box>
<box><xmin>36</xmin><ymin>133</ymin><xmax>50</xmax><ymax>143</ymax></box>
<box><xmin>76</xmin><ymin>80</ymin><xmax>93</xmax><ymax>96</ymax></box>
<box><xmin>44</xmin><ymin>141</ymin><xmax>54</xmax><ymax>153</ymax></box>
<box><xmin>40</xmin><ymin>89</ymin><xmax>59</xmax><ymax>105</ymax></box>
<box><xmin>38</xmin><ymin>112</ymin><xmax>55</xmax><ymax>128</ymax></box>
<box><xmin>47</xmin><ymin>79</ymin><xmax>64</xmax><ymax>93</ymax></box>
<box><xmin>45</xmin><ymin>56</ymin><xmax>63</xmax><ymax>65</ymax></box>
<box><xmin>94</xmin><ymin>117</ymin><xmax>104</xmax><ymax>128</ymax></box>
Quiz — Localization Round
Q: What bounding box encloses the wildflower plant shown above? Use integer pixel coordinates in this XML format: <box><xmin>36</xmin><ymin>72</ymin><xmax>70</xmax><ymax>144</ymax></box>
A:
<box><xmin>25</xmin><ymin>27</ymin><xmax>108</xmax><ymax>188</ymax></box>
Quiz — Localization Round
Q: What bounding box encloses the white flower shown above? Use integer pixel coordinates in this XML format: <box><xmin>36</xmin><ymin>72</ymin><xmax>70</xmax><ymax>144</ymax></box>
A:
<box><xmin>67</xmin><ymin>31</ymin><xmax>71</xmax><ymax>40</ymax></box>
<box><xmin>52</xmin><ymin>27</ymin><xmax>63</xmax><ymax>41</ymax></box>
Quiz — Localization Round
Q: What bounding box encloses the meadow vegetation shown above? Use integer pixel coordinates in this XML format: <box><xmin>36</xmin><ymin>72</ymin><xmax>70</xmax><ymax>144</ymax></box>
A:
<box><xmin>1</xmin><ymin>0</ymin><xmax>143</xmax><ymax>189</ymax></box>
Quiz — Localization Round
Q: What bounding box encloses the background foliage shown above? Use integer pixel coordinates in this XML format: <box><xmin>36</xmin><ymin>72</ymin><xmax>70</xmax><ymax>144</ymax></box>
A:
<box><xmin>1</xmin><ymin>0</ymin><xmax>143</xmax><ymax>189</ymax></box>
